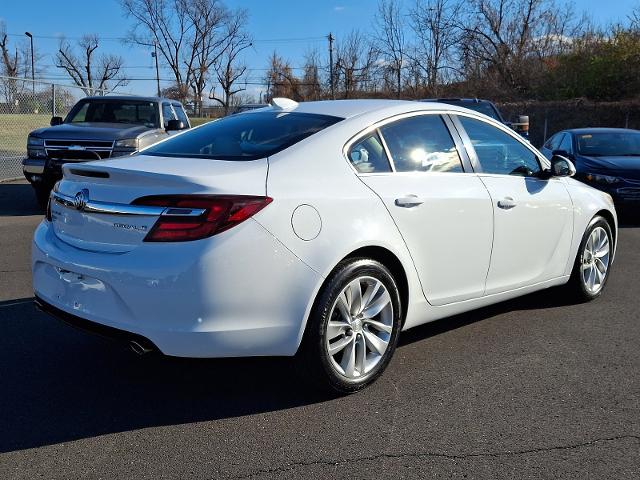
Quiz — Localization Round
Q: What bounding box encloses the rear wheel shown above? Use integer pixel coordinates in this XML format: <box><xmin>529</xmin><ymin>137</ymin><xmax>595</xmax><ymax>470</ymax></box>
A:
<box><xmin>298</xmin><ymin>258</ymin><xmax>402</xmax><ymax>394</ymax></box>
<box><xmin>567</xmin><ymin>216</ymin><xmax>613</xmax><ymax>302</ymax></box>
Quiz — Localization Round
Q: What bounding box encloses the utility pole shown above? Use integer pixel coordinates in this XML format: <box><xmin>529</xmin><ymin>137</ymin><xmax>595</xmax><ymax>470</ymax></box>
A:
<box><xmin>152</xmin><ymin>42</ymin><xmax>160</xmax><ymax>97</ymax></box>
<box><xmin>25</xmin><ymin>32</ymin><xmax>35</xmax><ymax>95</ymax></box>
<box><xmin>328</xmin><ymin>33</ymin><xmax>335</xmax><ymax>100</ymax></box>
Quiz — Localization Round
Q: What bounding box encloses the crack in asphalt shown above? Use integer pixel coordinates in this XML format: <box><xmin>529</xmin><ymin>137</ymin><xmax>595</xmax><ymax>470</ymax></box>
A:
<box><xmin>230</xmin><ymin>434</ymin><xmax>640</xmax><ymax>479</ymax></box>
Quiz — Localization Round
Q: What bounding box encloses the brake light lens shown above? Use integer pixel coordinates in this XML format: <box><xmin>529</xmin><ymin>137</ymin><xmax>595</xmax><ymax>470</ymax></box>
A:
<box><xmin>132</xmin><ymin>195</ymin><xmax>272</xmax><ymax>242</ymax></box>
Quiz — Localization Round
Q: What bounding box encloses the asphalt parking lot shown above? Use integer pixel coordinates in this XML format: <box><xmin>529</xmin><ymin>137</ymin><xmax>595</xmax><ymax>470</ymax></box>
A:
<box><xmin>0</xmin><ymin>179</ymin><xmax>639</xmax><ymax>479</ymax></box>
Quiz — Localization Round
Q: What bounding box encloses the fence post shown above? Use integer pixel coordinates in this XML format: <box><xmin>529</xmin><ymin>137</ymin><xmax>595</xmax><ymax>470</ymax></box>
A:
<box><xmin>543</xmin><ymin>110</ymin><xmax>548</xmax><ymax>144</ymax></box>
<box><xmin>52</xmin><ymin>84</ymin><xmax>56</xmax><ymax>117</ymax></box>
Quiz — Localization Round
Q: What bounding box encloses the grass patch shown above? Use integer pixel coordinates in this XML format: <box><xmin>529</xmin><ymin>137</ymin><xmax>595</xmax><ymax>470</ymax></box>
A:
<box><xmin>189</xmin><ymin>117</ymin><xmax>217</xmax><ymax>127</ymax></box>
<box><xmin>0</xmin><ymin>114</ymin><xmax>216</xmax><ymax>156</ymax></box>
<box><xmin>0</xmin><ymin>114</ymin><xmax>51</xmax><ymax>155</ymax></box>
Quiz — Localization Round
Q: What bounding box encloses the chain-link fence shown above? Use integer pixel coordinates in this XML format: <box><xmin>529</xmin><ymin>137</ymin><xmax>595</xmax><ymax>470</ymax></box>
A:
<box><xmin>0</xmin><ymin>76</ymin><xmax>121</xmax><ymax>181</ymax></box>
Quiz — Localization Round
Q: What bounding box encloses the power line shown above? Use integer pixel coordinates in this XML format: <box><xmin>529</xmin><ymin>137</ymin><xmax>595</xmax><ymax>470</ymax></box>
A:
<box><xmin>6</xmin><ymin>32</ymin><xmax>325</xmax><ymax>44</ymax></box>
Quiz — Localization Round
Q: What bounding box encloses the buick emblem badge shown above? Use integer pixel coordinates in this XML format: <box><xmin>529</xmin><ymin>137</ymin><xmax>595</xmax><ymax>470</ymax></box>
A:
<box><xmin>73</xmin><ymin>189</ymin><xmax>90</xmax><ymax>211</ymax></box>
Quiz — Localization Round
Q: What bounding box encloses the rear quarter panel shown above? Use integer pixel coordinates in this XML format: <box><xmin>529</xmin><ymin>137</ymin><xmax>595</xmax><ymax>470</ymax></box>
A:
<box><xmin>252</xmin><ymin>115</ymin><xmax>427</xmax><ymax>334</ymax></box>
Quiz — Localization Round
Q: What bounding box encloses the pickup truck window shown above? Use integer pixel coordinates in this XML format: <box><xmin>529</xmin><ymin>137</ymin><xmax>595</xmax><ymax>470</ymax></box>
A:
<box><xmin>162</xmin><ymin>103</ymin><xmax>177</xmax><ymax>128</ymax></box>
<box><xmin>173</xmin><ymin>104</ymin><xmax>189</xmax><ymax>126</ymax></box>
<box><xmin>66</xmin><ymin>100</ymin><xmax>159</xmax><ymax>127</ymax></box>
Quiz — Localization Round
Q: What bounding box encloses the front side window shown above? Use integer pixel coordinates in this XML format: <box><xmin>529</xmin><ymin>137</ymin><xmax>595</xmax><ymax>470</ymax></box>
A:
<box><xmin>145</xmin><ymin>111</ymin><xmax>342</xmax><ymax>161</ymax></box>
<box><xmin>348</xmin><ymin>131</ymin><xmax>391</xmax><ymax>173</ymax></box>
<box><xmin>380</xmin><ymin>115</ymin><xmax>463</xmax><ymax>173</ymax></box>
<box><xmin>173</xmin><ymin>104</ymin><xmax>189</xmax><ymax>126</ymax></box>
<box><xmin>162</xmin><ymin>103</ymin><xmax>177</xmax><ymax>128</ymax></box>
<box><xmin>558</xmin><ymin>133</ymin><xmax>573</xmax><ymax>153</ymax></box>
<box><xmin>544</xmin><ymin>133</ymin><xmax>563</xmax><ymax>151</ymax></box>
<box><xmin>459</xmin><ymin>116</ymin><xmax>541</xmax><ymax>177</ymax></box>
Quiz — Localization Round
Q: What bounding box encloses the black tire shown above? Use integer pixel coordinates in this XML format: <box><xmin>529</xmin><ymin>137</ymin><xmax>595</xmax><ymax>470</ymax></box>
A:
<box><xmin>566</xmin><ymin>215</ymin><xmax>614</xmax><ymax>302</ymax></box>
<box><xmin>297</xmin><ymin>258</ymin><xmax>402</xmax><ymax>394</ymax></box>
<box><xmin>34</xmin><ymin>185</ymin><xmax>51</xmax><ymax>209</ymax></box>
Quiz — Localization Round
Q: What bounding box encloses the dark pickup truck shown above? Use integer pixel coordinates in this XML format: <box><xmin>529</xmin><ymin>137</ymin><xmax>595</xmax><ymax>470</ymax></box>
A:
<box><xmin>23</xmin><ymin>96</ymin><xmax>191</xmax><ymax>206</ymax></box>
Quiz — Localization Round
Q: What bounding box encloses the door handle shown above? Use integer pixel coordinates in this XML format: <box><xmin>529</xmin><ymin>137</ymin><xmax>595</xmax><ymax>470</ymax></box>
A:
<box><xmin>497</xmin><ymin>197</ymin><xmax>517</xmax><ymax>210</ymax></box>
<box><xmin>395</xmin><ymin>195</ymin><xmax>424</xmax><ymax>208</ymax></box>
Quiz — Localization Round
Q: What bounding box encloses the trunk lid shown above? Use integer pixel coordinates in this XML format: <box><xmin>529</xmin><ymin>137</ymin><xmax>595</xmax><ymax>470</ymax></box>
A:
<box><xmin>50</xmin><ymin>154</ymin><xmax>268</xmax><ymax>253</ymax></box>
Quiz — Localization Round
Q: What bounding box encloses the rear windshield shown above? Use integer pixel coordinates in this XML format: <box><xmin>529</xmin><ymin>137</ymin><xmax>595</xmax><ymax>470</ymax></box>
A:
<box><xmin>144</xmin><ymin>111</ymin><xmax>343</xmax><ymax>160</ymax></box>
<box><xmin>576</xmin><ymin>131</ymin><xmax>640</xmax><ymax>156</ymax></box>
<box><xmin>66</xmin><ymin>100</ymin><xmax>159</xmax><ymax>128</ymax></box>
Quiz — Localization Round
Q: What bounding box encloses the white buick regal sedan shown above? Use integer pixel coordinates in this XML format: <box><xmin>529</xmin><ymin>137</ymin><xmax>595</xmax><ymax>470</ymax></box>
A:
<box><xmin>33</xmin><ymin>98</ymin><xmax>617</xmax><ymax>393</ymax></box>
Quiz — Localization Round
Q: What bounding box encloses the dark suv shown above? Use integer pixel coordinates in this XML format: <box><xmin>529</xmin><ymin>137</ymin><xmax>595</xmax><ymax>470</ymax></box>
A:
<box><xmin>23</xmin><ymin>96</ymin><xmax>191</xmax><ymax>206</ymax></box>
<box><xmin>422</xmin><ymin>98</ymin><xmax>529</xmax><ymax>139</ymax></box>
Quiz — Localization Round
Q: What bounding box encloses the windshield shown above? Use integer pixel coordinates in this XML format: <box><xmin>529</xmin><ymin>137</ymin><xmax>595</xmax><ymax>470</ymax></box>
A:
<box><xmin>436</xmin><ymin>100</ymin><xmax>502</xmax><ymax>122</ymax></box>
<box><xmin>144</xmin><ymin>111</ymin><xmax>343</xmax><ymax>160</ymax></box>
<box><xmin>66</xmin><ymin>100</ymin><xmax>159</xmax><ymax>128</ymax></box>
<box><xmin>577</xmin><ymin>131</ymin><xmax>640</xmax><ymax>156</ymax></box>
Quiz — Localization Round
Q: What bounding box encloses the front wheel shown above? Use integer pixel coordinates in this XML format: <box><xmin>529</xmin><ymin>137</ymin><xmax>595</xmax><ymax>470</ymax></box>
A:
<box><xmin>567</xmin><ymin>216</ymin><xmax>613</xmax><ymax>302</ymax></box>
<box><xmin>298</xmin><ymin>258</ymin><xmax>402</xmax><ymax>394</ymax></box>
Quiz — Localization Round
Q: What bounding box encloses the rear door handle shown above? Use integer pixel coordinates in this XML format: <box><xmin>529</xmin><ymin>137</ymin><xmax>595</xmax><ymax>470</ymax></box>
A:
<box><xmin>395</xmin><ymin>195</ymin><xmax>424</xmax><ymax>208</ymax></box>
<box><xmin>497</xmin><ymin>197</ymin><xmax>517</xmax><ymax>210</ymax></box>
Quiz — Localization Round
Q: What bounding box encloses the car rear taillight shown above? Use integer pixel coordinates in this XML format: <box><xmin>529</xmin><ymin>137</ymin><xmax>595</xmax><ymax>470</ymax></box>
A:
<box><xmin>132</xmin><ymin>195</ymin><xmax>272</xmax><ymax>242</ymax></box>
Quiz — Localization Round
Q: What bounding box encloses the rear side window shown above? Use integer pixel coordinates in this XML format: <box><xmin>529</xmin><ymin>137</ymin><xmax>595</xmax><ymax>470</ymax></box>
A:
<box><xmin>459</xmin><ymin>116</ymin><xmax>541</xmax><ymax>177</ymax></box>
<box><xmin>145</xmin><ymin>111</ymin><xmax>342</xmax><ymax>160</ymax></box>
<box><xmin>380</xmin><ymin>115</ymin><xmax>463</xmax><ymax>173</ymax></box>
<box><xmin>348</xmin><ymin>131</ymin><xmax>392</xmax><ymax>173</ymax></box>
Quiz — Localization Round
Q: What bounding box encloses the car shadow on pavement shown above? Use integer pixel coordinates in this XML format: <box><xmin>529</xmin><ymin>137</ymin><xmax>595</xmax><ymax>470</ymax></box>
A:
<box><xmin>0</xmin><ymin>182</ymin><xmax>43</xmax><ymax>216</ymax></box>
<box><xmin>0</xmin><ymin>298</ymin><xmax>338</xmax><ymax>453</ymax></box>
<box><xmin>0</xmin><ymin>286</ymin><xmax>579</xmax><ymax>453</ymax></box>
<box><xmin>399</xmin><ymin>286</ymin><xmax>576</xmax><ymax>347</ymax></box>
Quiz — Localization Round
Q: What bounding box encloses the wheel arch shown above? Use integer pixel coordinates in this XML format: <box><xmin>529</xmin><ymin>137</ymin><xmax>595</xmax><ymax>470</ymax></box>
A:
<box><xmin>595</xmin><ymin>209</ymin><xmax>617</xmax><ymax>254</ymax></box>
<box><xmin>296</xmin><ymin>244</ymin><xmax>411</xmax><ymax>354</ymax></box>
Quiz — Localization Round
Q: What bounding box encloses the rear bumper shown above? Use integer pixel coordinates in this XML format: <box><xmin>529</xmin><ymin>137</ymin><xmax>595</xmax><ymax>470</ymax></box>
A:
<box><xmin>32</xmin><ymin>219</ymin><xmax>322</xmax><ymax>358</ymax></box>
<box><xmin>34</xmin><ymin>295</ymin><xmax>158</xmax><ymax>352</ymax></box>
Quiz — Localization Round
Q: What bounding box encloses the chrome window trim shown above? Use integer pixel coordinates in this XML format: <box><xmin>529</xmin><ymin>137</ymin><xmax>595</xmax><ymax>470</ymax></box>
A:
<box><xmin>342</xmin><ymin>109</ymin><xmax>471</xmax><ymax>176</ymax></box>
<box><xmin>448</xmin><ymin>111</ymin><xmax>551</xmax><ymax>174</ymax></box>
<box><xmin>51</xmin><ymin>191</ymin><xmax>206</xmax><ymax>217</ymax></box>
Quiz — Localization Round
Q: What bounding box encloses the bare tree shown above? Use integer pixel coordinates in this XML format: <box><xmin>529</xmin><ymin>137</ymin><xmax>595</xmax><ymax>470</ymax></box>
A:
<box><xmin>1</xmin><ymin>23</ymin><xmax>46</xmax><ymax>110</ymax></box>
<box><xmin>56</xmin><ymin>35</ymin><xmax>127</xmax><ymax>95</ymax></box>
<box><xmin>121</xmin><ymin>0</ymin><xmax>248</xmax><ymax>108</ymax></box>
<box><xmin>374</xmin><ymin>0</ymin><xmax>407</xmax><ymax>98</ymax></box>
<box><xmin>409</xmin><ymin>0</ymin><xmax>464</xmax><ymax>96</ymax></box>
<box><xmin>187</xmin><ymin>0</ymin><xmax>232</xmax><ymax>114</ymax></box>
<box><xmin>335</xmin><ymin>30</ymin><xmax>378</xmax><ymax>98</ymax></box>
<box><xmin>121</xmin><ymin>0</ymin><xmax>195</xmax><ymax>101</ymax></box>
<box><xmin>209</xmin><ymin>8</ymin><xmax>252</xmax><ymax>115</ymax></box>
<box><xmin>301</xmin><ymin>49</ymin><xmax>323</xmax><ymax>100</ymax></box>
<box><xmin>459</xmin><ymin>0</ymin><xmax>582</xmax><ymax>97</ymax></box>
<box><xmin>264</xmin><ymin>52</ymin><xmax>302</xmax><ymax>100</ymax></box>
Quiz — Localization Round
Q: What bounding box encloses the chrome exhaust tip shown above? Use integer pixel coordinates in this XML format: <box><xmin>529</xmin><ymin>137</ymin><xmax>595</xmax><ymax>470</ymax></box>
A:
<box><xmin>129</xmin><ymin>340</ymin><xmax>153</xmax><ymax>356</ymax></box>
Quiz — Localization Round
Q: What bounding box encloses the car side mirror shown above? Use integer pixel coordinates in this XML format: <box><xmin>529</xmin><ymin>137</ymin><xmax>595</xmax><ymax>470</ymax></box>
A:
<box><xmin>50</xmin><ymin>116</ymin><xmax>63</xmax><ymax>126</ymax></box>
<box><xmin>166</xmin><ymin>119</ymin><xmax>186</xmax><ymax>131</ymax></box>
<box><xmin>550</xmin><ymin>155</ymin><xmax>576</xmax><ymax>177</ymax></box>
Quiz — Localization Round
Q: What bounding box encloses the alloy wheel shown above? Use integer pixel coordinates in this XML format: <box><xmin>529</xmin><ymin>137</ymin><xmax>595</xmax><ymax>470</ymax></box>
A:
<box><xmin>325</xmin><ymin>276</ymin><xmax>394</xmax><ymax>379</ymax></box>
<box><xmin>581</xmin><ymin>226</ymin><xmax>611</xmax><ymax>295</ymax></box>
